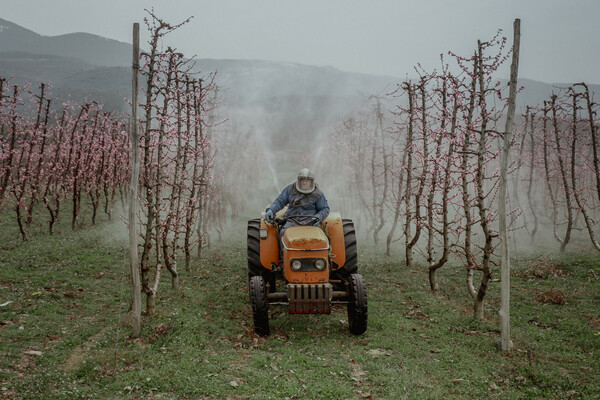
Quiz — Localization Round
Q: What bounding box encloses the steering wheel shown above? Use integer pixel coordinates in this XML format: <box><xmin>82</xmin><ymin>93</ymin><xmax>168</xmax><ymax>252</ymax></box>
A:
<box><xmin>283</xmin><ymin>215</ymin><xmax>320</xmax><ymax>226</ymax></box>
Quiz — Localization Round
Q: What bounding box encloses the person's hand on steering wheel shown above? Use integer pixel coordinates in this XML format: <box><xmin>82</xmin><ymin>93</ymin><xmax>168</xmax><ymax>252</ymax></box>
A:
<box><xmin>265</xmin><ymin>209</ymin><xmax>274</xmax><ymax>224</ymax></box>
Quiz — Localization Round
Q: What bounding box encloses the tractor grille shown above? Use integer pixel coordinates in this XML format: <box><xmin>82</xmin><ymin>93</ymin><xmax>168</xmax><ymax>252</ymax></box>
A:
<box><xmin>287</xmin><ymin>283</ymin><xmax>332</xmax><ymax>314</ymax></box>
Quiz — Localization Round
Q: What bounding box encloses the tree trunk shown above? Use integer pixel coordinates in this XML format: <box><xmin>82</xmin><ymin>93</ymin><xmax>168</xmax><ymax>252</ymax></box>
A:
<box><xmin>403</xmin><ymin>82</ymin><xmax>415</xmax><ymax>266</ymax></box>
<box><xmin>473</xmin><ymin>269</ymin><xmax>491</xmax><ymax>320</ymax></box>
<box><xmin>406</xmin><ymin>80</ymin><xmax>429</xmax><ymax>263</ymax></box>
<box><xmin>569</xmin><ymin>88</ymin><xmax>600</xmax><ymax>252</ymax></box>
<box><xmin>372</xmin><ymin>96</ymin><xmax>389</xmax><ymax>245</ymax></box>
<box><xmin>525</xmin><ymin>107</ymin><xmax>539</xmax><ymax>244</ymax></box>
<box><xmin>542</xmin><ymin>103</ymin><xmax>563</xmax><ymax>245</ymax></box>
<box><xmin>386</xmin><ymin>150</ymin><xmax>407</xmax><ymax>257</ymax></box>
<box><xmin>473</xmin><ymin>40</ymin><xmax>493</xmax><ymax>320</ymax></box>
<box><xmin>428</xmin><ymin>79</ymin><xmax>458</xmax><ymax>293</ymax></box>
<box><xmin>550</xmin><ymin>94</ymin><xmax>573</xmax><ymax>253</ymax></box>
<box><xmin>0</xmin><ymin>86</ymin><xmax>19</xmax><ymax>208</ymax></box>
<box><xmin>462</xmin><ymin>57</ymin><xmax>477</xmax><ymax>296</ymax></box>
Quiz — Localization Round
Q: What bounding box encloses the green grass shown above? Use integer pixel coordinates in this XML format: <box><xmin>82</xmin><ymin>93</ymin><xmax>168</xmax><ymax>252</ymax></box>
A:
<box><xmin>0</xmin><ymin>210</ymin><xmax>599</xmax><ymax>399</ymax></box>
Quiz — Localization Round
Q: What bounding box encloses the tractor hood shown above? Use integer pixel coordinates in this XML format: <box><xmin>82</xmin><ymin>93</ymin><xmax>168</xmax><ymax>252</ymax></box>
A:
<box><xmin>282</xmin><ymin>226</ymin><xmax>329</xmax><ymax>250</ymax></box>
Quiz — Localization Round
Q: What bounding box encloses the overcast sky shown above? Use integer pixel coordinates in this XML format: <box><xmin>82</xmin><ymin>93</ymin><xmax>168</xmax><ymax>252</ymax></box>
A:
<box><xmin>3</xmin><ymin>0</ymin><xmax>599</xmax><ymax>84</ymax></box>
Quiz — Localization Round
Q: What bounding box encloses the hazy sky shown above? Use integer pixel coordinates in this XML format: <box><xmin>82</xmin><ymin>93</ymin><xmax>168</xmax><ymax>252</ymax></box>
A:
<box><xmin>3</xmin><ymin>0</ymin><xmax>599</xmax><ymax>84</ymax></box>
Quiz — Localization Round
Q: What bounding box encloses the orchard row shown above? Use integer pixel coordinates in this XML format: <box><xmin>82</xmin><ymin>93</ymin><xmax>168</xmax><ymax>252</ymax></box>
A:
<box><xmin>0</xmin><ymin>80</ymin><xmax>130</xmax><ymax>239</ymax></box>
<box><xmin>329</xmin><ymin>32</ymin><xmax>599</xmax><ymax>318</ymax></box>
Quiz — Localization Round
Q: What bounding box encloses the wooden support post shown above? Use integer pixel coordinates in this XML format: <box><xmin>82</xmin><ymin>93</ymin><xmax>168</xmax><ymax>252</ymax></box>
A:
<box><xmin>499</xmin><ymin>18</ymin><xmax>521</xmax><ymax>353</ymax></box>
<box><xmin>129</xmin><ymin>22</ymin><xmax>142</xmax><ymax>338</ymax></box>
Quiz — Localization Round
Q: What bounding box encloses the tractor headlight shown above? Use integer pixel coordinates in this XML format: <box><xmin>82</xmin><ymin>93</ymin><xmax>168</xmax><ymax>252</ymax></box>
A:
<box><xmin>315</xmin><ymin>259</ymin><xmax>326</xmax><ymax>270</ymax></box>
<box><xmin>291</xmin><ymin>260</ymin><xmax>302</xmax><ymax>271</ymax></box>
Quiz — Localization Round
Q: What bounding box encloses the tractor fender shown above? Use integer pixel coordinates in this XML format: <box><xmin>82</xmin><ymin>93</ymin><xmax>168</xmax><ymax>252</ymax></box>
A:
<box><xmin>323</xmin><ymin>212</ymin><xmax>346</xmax><ymax>270</ymax></box>
<box><xmin>259</xmin><ymin>219</ymin><xmax>279</xmax><ymax>270</ymax></box>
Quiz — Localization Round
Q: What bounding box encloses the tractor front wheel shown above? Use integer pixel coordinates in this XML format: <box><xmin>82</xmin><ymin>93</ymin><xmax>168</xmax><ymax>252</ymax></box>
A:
<box><xmin>249</xmin><ymin>275</ymin><xmax>270</xmax><ymax>336</ymax></box>
<box><xmin>347</xmin><ymin>273</ymin><xmax>368</xmax><ymax>335</ymax></box>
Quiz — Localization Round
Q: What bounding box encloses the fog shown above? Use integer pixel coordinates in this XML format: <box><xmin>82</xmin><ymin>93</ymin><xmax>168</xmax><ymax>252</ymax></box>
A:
<box><xmin>204</xmin><ymin>53</ymin><xmax>600</xmax><ymax>264</ymax></box>
<box><xmin>202</xmin><ymin>59</ymin><xmax>388</xmax><ymax>216</ymax></box>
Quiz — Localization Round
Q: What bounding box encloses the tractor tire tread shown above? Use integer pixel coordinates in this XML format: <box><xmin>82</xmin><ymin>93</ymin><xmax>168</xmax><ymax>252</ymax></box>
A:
<box><xmin>347</xmin><ymin>273</ymin><xmax>368</xmax><ymax>335</ymax></box>
<box><xmin>340</xmin><ymin>219</ymin><xmax>358</xmax><ymax>276</ymax></box>
<box><xmin>249</xmin><ymin>276</ymin><xmax>270</xmax><ymax>336</ymax></box>
<box><xmin>247</xmin><ymin>219</ymin><xmax>263</xmax><ymax>278</ymax></box>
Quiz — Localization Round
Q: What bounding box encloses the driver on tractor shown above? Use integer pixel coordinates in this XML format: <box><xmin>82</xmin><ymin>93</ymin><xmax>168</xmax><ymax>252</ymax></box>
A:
<box><xmin>247</xmin><ymin>168</ymin><xmax>367</xmax><ymax>336</ymax></box>
<box><xmin>265</xmin><ymin>168</ymin><xmax>329</xmax><ymax>232</ymax></box>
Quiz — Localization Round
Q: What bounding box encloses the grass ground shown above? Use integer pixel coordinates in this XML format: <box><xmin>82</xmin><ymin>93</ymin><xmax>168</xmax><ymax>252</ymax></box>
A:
<box><xmin>0</xmin><ymin>211</ymin><xmax>599</xmax><ymax>399</ymax></box>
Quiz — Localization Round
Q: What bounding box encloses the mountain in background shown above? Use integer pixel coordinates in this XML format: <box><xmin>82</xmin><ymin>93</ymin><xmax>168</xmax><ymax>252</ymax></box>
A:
<box><xmin>0</xmin><ymin>18</ymin><xmax>130</xmax><ymax>66</ymax></box>
<box><xmin>0</xmin><ymin>18</ymin><xmax>597</xmax><ymax>131</ymax></box>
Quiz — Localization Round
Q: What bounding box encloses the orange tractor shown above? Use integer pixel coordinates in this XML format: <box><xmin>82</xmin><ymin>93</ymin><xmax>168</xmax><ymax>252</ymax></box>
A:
<box><xmin>247</xmin><ymin>212</ymin><xmax>367</xmax><ymax>336</ymax></box>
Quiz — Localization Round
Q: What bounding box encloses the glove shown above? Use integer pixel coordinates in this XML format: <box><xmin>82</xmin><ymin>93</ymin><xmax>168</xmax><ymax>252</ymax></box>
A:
<box><xmin>265</xmin><ymin>209</ymin><xmax>274</xmax><ymax>223</ymax></box>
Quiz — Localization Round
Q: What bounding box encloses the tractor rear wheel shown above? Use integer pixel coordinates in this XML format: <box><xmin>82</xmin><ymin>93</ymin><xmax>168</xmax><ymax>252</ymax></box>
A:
<box><xmin>347</xmin><ymin>273</ymin><xmax>367</xmax><ymax>335</ymax></box>
<box><xmin>247</xmin><ymin>219</ymin><xmax>263</xmax><ymax>279</ymax></box>
<box><xmin>331</xmin><ymin>219</ymin><xmax>358</xmax><ymax>286</ymax></box>
<box><xmin>249</xmin><ymin>275</ymin><xmax>270</xmax><ymax>336</ymax></box>
<box><xmin>247</xmin><ymin>219</ymin><xmax>276</xmax><ymax>291</ymax></box>
<box><xmin>341</xmin><ymin>219</ymin><xmax>358</xmax><ymax>275</ymax></box>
